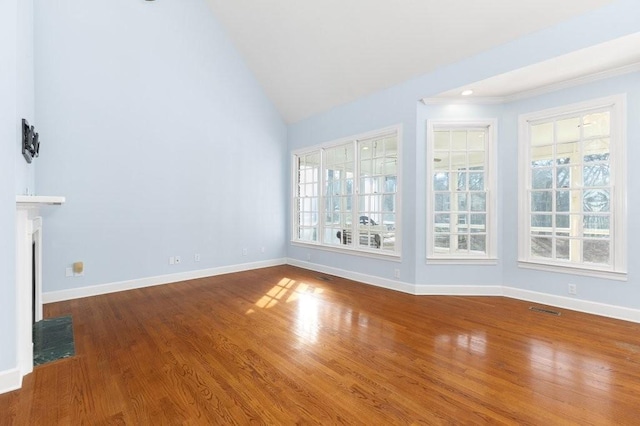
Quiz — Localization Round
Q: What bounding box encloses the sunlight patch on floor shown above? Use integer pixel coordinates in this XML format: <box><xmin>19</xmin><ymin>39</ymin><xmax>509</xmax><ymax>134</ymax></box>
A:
<box><xmin>246</xmin><ymin>277</ymin><xmax>324</xmax><ymax>315</ymax></box>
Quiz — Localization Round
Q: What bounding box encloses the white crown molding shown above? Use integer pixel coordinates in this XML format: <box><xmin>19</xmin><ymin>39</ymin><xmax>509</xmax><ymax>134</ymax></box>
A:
<box><xmin>422</xmin><ymin>96</ymin><xmax>506</xmax><ymax>105</ymax></box>
<box><xmin>0</xmin><ymin>368</ymin><xmax>21</xmax><ymax>395</ymax></box>
<box><xmin>422</xmin><ymin>62</ymin><xmax>640</xmax><ymax>106</ymax></box>
<box><xmin>43</xmin><ymin>259</ymin><xmax>287</xmax><ymax>304</ymax></box>
<box><xmin>504</xmin><ymin>62</ymin><xmax>640</xmax><ymax>103</ymax></box>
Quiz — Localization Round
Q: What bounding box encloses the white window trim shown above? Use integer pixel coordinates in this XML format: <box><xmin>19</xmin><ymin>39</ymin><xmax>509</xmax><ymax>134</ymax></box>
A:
<box><xmin>291</xmin><ymin>124</ymin><xmax>402</xmax><ymax>259</ymax></box>
<box><xmin>426</xmin><ymin>119</ymin><xmax>498</xmax><ymax>264</ymax></box>
<box><xmin>517</xmin><ymin>94</ymin><xmax>627</xmax><ymax>280</ymax></box>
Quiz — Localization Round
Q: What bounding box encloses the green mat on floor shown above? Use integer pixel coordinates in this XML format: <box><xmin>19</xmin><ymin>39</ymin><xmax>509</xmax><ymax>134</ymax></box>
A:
<box><xmin>33</xmin><ymin>315</ymin><xmax>75</xmax><ymax>366</ymax></box>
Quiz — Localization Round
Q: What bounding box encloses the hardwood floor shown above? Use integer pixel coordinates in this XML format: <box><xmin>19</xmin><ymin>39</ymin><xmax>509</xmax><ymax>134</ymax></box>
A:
<box><xmin>2</xmin><ymin>265</ymin><xmax>640</xmax><ymax>424</ymax></box>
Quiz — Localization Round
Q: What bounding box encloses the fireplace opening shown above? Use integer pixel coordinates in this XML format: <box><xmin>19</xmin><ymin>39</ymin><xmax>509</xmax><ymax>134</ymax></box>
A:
<box><xmin>32</xmin><ymin>240</ymin><xmax>36</xmax><ymax>325</ymax></box>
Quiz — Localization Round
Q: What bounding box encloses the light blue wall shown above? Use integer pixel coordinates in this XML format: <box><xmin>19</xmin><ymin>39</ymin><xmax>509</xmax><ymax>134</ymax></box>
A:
<box><xmin>0</xmin><ymin>0</ymin><xmax>35</xmax><ymax>377</ymax></box>
<box><xmin>0</xmin><ymin>0</ymin><xmax>19</xmax><ymax>373</ymax></box>
<box><xmin>15</xmin><ymin>0</ymin><xmax>35</xmax><ymax>196</ymax></box>
<box><xmin>34</xmin><ymin>0</ymin><xmax>287</xmax><ymax>293</ymax></box>
<box><xmin>287</xmin><ymin>0</ymin><xmax>640</xmax><ymax>306</ymax></box>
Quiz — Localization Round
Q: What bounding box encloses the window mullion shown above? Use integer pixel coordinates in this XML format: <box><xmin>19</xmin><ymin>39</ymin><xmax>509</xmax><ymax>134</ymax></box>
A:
<box><xmin>353</xmin><ymin>139</ymin><xmax>360</xmax><ymax>240</ymax></box>
<box><xmin>318</xmin><ymin>148</ymin><xmax>326</xmax><ymax>245</ymax></box>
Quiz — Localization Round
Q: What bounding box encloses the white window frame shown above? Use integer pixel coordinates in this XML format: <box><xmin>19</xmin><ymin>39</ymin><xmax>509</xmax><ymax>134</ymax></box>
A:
<box><xmin>518</xmin><ymin>95</ymin><xmax>627</xmax><ymax>280</ymax></box>
<box><xmin>292</xmin><ymin>125</ymin><xmax>402</xmax><ymax>259</ymax></box>
<box><xmin>426</xmin><ymin>119</ymin><xmax>498</xmax><ymax>264</ymax></box>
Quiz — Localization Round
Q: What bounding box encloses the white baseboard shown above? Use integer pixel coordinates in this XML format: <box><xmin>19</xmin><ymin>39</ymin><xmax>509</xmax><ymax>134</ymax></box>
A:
<box><xmin>502</xmin><ymin>286</ymin><xmax>640</xmax><ymax>323</ymax></box>
<box><xmin>43</xmin><ymin>258</ymin><xmax>287</xmax><ymax>304</ymax></box>
<box><xmin>287</xmin><ymin>258</ymin><xmax>502</xmax><ymax>296</ymax></box>
<box><xmin>287</xmin><ymin>259</ymin><xmax>640</xmax><ymax>323</ymax></box>
<box><xmin>286</xmin><ymin>258</ymin><xmax>416</xmax><ymax>294</ymax></box>
<box><xmin>0</xmin><ymin>368</ymin><xmax>21</xmax><ymax>395</ymax></box>
<box><xmin>42</xmin><ymin>257</ymin><xmax>640</xmax><ymax>325</ymax></box>
<box><xmin>414</xmin><ymin>284</ymin><xmax>503</xmax><ymax>296</ymax></box>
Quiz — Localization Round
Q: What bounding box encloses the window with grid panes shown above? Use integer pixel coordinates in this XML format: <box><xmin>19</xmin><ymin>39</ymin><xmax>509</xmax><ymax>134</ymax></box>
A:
<box><xmin>292</xmin><ymin>126</ymin><xmax>400</xmax><ymax>256</ymax></box>
<box><xmin>518</xmin><ymin>95</ymin><xmax>627</xmax><ymax>278</ymax></box>
<box><xmin>426</xmin><ymin>120</ymin><xmax>497</xmax><ymax>261</ymax></box>
<box><xmin>358</xmin><ymin>134</ymin><xmax>398</xmax><ymax>251</ymax></box>
<box><xmin>323</xmin><ymin>143</ymin><xmax>354</xmax><ymax>247</ymax></box>
<box><xmin>294</xmin><ymin>152</ymin><xmax>320</xmax><ymax>242</ymax></box>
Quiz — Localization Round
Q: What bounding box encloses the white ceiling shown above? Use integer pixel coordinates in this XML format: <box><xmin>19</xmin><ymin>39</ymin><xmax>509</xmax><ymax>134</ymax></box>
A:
<box><xmin>206</xmin><ymin>0</ymin><xmax>616</xmax><ymax>123</ymax></box>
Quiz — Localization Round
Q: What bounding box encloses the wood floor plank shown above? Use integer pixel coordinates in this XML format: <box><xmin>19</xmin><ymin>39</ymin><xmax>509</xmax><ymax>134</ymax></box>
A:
<box><xmin>2</xmin><ymin>265</ymin><xmax>640</xmax><ymax>424</ymax></box>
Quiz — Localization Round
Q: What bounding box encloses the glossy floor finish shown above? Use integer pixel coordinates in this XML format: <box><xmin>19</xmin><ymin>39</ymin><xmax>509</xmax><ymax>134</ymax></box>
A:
<box><xmin>2</xmin><ymin>265</ymin><xmax>640</xmax><ymax>424</ymax></box>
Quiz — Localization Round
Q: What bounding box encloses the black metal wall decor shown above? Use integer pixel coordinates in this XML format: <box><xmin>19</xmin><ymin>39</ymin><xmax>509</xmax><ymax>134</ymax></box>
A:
<box><xmin>22</xmin><ymin>118</ymin><xmax>40</xmax><ymax>163</ymax></box>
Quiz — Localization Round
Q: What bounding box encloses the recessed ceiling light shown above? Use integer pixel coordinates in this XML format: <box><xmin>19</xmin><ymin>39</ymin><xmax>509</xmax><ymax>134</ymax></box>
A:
<box><xmin>461</xmin><ymin>89</ymin><xmax>474</xmax><ymax>96</ymax></box>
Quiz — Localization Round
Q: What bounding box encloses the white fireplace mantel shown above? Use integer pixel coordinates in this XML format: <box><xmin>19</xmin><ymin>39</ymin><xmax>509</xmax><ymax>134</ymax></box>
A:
<box><xmin>15</xmin><ymin>195</ymin><xmax>65</xmax><ymax>380</ymax></box>
<box><xmin>16</xmin><ymin>195</ymin><xmax>65</xmax><ymax>207</ymax></box>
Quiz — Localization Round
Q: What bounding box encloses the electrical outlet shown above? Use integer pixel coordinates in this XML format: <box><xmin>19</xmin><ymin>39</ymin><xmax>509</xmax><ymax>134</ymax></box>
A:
<box><xmin>194</xmin><ymin>253</ymin><xmax>201</xmax><ymax>262</ymax></box>
<box><xmin>568</xmin><ymin>283</ymin><xmax>577</xmax><ymax>295</ymax></box>
<box><xmin>394</xmin><ymin>269</ymin><xmax>400</xmax><ymax>279</ymax></box>
<box><xmin>242</xmin><ymin>248</ymin><xmax>248</xmax><ymax>256</ymax></box>
<box><xmin>261</xmin><ymin>247</ymin><xmax>265</xmax><ymax>253</ymax></box>
<box><xmin>306</xmin><ymin>253</ymin><xmax>311</xmax><ymax>261</ymax></box>
<box><xmin>175</xmin><ymin>256</ymin><xmax>181</xmax><ymax>265</ymax></box>
<box><xmin>169</xmin><ymin>256</ymin><xmax>175</xmax><ymax>265</ymax></box>
<box><xmin>65</xmin><ymin>267</ymin><xmax>73</xmax><ymax>277</ymax></box>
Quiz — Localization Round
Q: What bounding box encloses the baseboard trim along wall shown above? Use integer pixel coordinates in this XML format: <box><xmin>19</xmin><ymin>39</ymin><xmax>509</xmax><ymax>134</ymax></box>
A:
<box><xmin>43</xmin><ymin>258</ymin><xmax>640</xmax><ymax>325</ymax></box>
<box><xmin>502</xmin><ymin>287</ymin><xmax>640</xmax><ymax>324</ymax></box>
<box><xmin>43</xmin><ymin>258</ymin><xmax>287</xmax><ymax>304</ymax></box>
<box><xmin>414</xmin><ymin>284</ymin><xmax>503</xmax><ymax>296</ymax></box>
<box><xmin>286</xmin><ymin>258</ymin><xmax>640</xmax><ymax>324</ymax></box>
<box><xmin>0</xmin><ymin>368</ymin><xmax>21</xmax><ymax>395</ymax></box>
<box><xmin>286</xmin><ymin>258</ymin><xmax>416</xmax><ymax>294</ymax></box>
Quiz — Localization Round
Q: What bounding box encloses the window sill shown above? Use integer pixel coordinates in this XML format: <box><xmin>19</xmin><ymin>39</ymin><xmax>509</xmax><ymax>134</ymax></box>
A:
<box><xmin>518</xmin><ymin>260</ymin><xmax>627</xmax><ymax>281</ymax></box>
<box><xmin>426</xmin><ymin>257</ymin><xmax>498</xmax><ymax>265</ymax></box>
<box><xmin>291</xmin><ymin>241</ymin><xmax>402</xmax><ymax>262</ymax></box>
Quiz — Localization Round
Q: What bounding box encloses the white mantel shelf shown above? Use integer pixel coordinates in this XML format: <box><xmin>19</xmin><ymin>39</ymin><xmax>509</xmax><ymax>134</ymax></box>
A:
<box><xmin>16</xmin><ymin>195</ymin><xmax>66</xmax><ymax>207</ymax></box>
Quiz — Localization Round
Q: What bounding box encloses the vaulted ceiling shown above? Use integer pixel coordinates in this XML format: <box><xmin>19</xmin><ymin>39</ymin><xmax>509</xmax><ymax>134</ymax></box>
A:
<box><xmin>206</xmin><ymin>0</ymin><xmax>616</xmax><ymax>123</ymax></box>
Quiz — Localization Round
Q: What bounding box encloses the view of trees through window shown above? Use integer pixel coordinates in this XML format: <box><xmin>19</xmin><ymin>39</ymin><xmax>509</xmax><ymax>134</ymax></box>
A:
<box><xmin>431</xmin><ymin>127</ymin><xmax>490</xmax><ymax>257</ymax></box>
<box><xmin>527</xmin><ymin>110</ymin><xmax>612</xmax><ymax>265</ymax></box>
<box><xmin>294</xmin><ymin>128</ymin><xmax>399</xmax><ymax>255</ymax></box>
